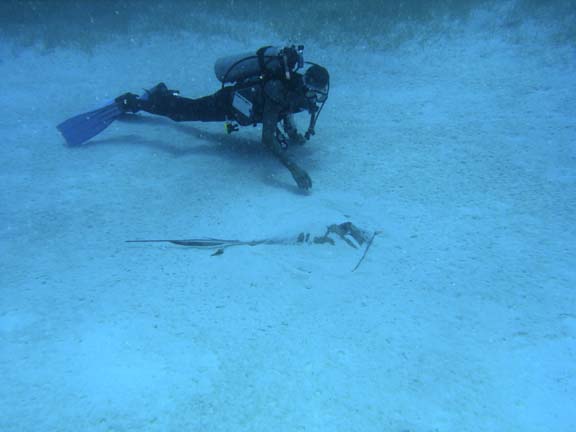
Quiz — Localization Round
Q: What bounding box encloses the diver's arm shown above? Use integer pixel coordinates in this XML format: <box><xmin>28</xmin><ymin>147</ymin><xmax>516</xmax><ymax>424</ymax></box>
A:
<box><xmin>262</xmin><ymin>101</ymin><xmax>312</xmax><ymax>190</ymax></box>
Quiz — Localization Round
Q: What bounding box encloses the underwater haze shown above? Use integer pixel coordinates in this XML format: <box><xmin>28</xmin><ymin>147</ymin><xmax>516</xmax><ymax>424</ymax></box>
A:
<box><xmin>1</xmin><ymin>0</ymin><xmax>575</xmax><ymax>431</ymax></box>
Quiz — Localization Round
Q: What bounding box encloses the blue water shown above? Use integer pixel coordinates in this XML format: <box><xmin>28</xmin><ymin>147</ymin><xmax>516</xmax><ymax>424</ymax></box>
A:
<box><xmin>1</xmin><ymin>1</ymin><xmax>575</xmax><ymax>431</ymax></box>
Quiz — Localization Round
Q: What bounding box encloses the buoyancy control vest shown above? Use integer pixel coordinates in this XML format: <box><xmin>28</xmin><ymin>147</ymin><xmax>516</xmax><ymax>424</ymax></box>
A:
<box><xmin>229</xmin><ymin>80</ymin><xmax>264</xmax><ymax>126</ymax></box>
<box><xmin>214</xmin><ymin>45</ymin><xmax>327</xmax><ymax>138</ymax></box>
<box><xmin>214</xmin><ymin>46</ymin><xmax>304</xmax><ymax>125</ymax></box>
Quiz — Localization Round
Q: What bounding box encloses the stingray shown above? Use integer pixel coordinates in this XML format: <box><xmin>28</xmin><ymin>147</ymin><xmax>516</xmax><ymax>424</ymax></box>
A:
<box><xmin>127</xmin><ymin>222</ymin><xmax>379</xmax><ymax>271</ymax></box>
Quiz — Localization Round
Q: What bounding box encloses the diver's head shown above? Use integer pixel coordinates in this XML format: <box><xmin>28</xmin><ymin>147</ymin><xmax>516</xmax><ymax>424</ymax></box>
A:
<box><xmin>303</xmin><ymin>65</ymin><xmax>329</xmax><ymax>103</ymax></box>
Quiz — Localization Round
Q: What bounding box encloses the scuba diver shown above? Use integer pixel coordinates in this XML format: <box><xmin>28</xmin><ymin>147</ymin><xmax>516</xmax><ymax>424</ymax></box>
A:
<box><xmin>57</xmin><ymin>45</ymin><xmax>329</xmax><ymax>191</ymax></box>
<box><xmin>116</xmin><ymin>45</ymin><xmax>329</xmax><ymax>190</ymax></box>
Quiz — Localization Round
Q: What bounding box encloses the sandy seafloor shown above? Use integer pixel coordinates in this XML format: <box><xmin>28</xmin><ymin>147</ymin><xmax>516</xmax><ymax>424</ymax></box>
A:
<box><xmin>1</xmin><ymin>2</ymin><xmax>575</xmax><ymax>432</ymax></box>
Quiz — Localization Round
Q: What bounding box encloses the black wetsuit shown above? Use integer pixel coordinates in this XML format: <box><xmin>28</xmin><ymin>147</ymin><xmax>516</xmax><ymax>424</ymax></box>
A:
<box><xmin>140</xmin><ymin>74</ymin><xmax>313</xmax><ymax>126</ymax></box>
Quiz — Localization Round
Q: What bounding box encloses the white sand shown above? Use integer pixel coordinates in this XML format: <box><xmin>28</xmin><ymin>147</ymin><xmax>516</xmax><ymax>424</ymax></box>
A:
<box><xmin>1</xmin><ymin>5</ymin><xmax>575</xmax><ymax>432</ymax></box>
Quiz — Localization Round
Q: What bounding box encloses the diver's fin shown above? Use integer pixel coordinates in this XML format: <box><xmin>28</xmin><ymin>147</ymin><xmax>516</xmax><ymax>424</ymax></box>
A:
<box><xmin>56</xmin><ymin>101</ymin><xmax>125</xmax><ymax>146</ymax></box>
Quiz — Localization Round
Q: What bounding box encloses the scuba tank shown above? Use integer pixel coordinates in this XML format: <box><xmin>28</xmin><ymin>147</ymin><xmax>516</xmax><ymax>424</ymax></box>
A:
<box><xmin>214</xmin><ymin>45</ymin><xmax>304</xmax><ymax>84</ymax></box>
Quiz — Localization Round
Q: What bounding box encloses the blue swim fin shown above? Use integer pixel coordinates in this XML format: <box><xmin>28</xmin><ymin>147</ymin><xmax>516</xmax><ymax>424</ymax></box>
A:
<box><xmin>56</xmin><ymin>101</ymin><xmax>125</xmax><ymax>146</ymax></box>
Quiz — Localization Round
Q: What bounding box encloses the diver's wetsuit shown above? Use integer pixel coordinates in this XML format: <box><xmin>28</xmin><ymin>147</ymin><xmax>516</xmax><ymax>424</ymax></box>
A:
<box><xmin>139</xmin><ymin>74</ymin><xmax>311</xmax><ymax>122</ymax></box>
<box><xmin>131</xmin><ymin>74</ymin><xmax>315</xmax><ymax>189</ymax></box>
<box><xmin>141</xmin><ymin>86</ymin><xmax>236</xmax><ymax>122</ymax></box>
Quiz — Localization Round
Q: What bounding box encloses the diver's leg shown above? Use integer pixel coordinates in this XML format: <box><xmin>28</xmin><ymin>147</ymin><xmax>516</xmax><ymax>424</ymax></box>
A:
<box><xmin>145</xmin><ymin>88</ymin><xmax>234</xmax><ymax>122</ymax></box>
<box><xmin>116</xmin><ymin>83</ymin><xmax>234</xmax><ymax>122</ymax></box>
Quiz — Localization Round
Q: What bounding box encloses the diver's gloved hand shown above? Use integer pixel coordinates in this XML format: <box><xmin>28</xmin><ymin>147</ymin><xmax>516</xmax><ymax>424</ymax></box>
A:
<box><xmin>287</xmin><ymin>162</ymin><xmax>312</xmax><ymax>190</ymax></box>
<box><xmin>115</xmin><ymin>92</ymin><xmax>141</xmax><ymax>113</ymax></box>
